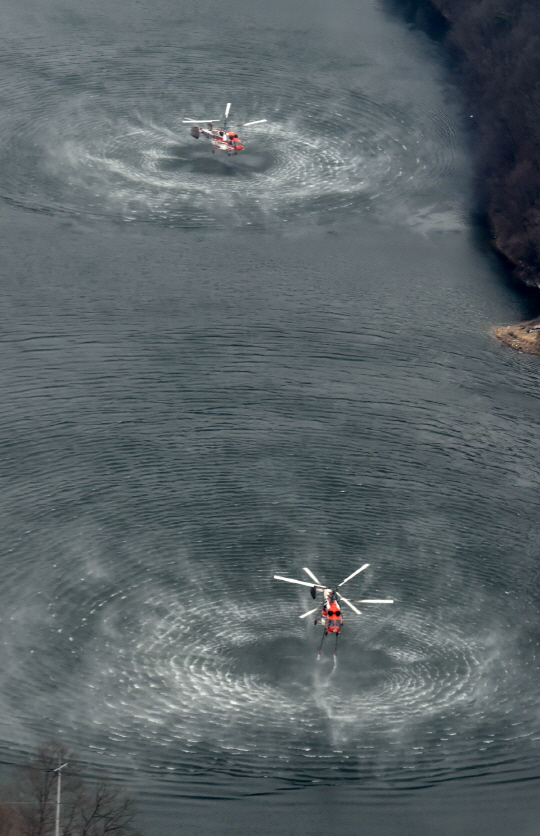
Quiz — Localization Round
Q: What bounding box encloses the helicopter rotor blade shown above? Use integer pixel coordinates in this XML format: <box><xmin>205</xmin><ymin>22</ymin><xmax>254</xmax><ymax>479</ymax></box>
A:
<box><xmin>356</xmin><ymin>599</ymin><xmax>394</xmax><ymax>604</ymax></box>
<box><xmin>182</xmin><ymin>120</ymin><xmax>220</xmax><ymax>124</ymax></box>
<box><xmin>238</xmin><ymin>119</ymin><xmax>267</xmax><ymax>127</ymax></box>
<box><xmin>336</xmin><ymin>592</ymin><xmax>361</xmax><ymax>615</ymax></box>
<box><xmin>225</xmin><ymin>102</ymin><xmax>231</xmax><ymax>118</ymax></box>
<box><xmin>303</xmin><ymin>567</ymin><xmax>324</xmax><ymax>586</ymax></box>
<box><xmin>273</xmin><ymin>575</ymin><xmax>324</xmax><ymax>589</ymax></box>
<box><xmin>338</xmin><ymin>564</ymin><xmax>370</xmax><ymax>587</ymax></box>
<box><xmin>299</xmin><ymin>606</ymin><xmax>319</xmax><ymax>619</ymax></box>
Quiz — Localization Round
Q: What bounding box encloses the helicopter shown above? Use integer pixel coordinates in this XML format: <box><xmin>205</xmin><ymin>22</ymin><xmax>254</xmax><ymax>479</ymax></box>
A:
<box><xmin>182</xmin><ymin>102</ymin><xmax>267</xmax><ymax>156</ymax></box>
<box><xmin>273</xmin><ymin>564</ymin><xmax>394</xmax><ymax>657</ymax></box>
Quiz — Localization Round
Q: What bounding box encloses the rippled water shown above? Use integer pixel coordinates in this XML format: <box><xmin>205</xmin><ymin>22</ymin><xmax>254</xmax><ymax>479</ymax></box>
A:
<box><xmin>0</xmin><ymin>0</ymin><xmax>540</xmax><ymax>834</ymax></box>
<box><xmin>0</xmin><ymin>0</ymin><xmax>464</xmax><ymax>229</ymax></box>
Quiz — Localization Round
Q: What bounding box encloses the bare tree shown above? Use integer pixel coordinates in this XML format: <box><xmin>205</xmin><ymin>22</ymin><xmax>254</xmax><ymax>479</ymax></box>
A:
<box><xmin>0</xmin><ymin>800</ymin><xmax>23</xmax><ymax>836</ymax></box>
<box><xmin>3</xmin><ymin>743</ymin><xmax>139</xmax><ymax>836</ymax></box>
<box><xmin>73</xmin><ymin>780</ymin><xmax>137</xmax><ymax>836</ymax></box>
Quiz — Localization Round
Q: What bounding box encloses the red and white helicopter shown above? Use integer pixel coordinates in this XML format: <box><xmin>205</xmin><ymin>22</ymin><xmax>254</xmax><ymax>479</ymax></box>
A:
<box><xmin>182</xmin><ymin>102</ymin><xmax>266</xmax><ymax>156</ymax></box>
<box><xmin>274</xmin><ymin>564</ymin><xmax>394</xmax><ymax>657</ymax></box>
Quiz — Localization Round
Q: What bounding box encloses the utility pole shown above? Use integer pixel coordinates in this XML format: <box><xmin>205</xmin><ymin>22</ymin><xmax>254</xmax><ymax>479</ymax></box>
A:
<box><xmin>53</xmin><ymin>762</ymin><xmax>68</xmax><ymax>836</ymax></box>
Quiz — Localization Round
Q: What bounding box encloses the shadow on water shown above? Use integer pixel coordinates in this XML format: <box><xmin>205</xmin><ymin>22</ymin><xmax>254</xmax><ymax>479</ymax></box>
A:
<box><xmin>158</xmin><ymin>146</ymin><xmax>276</xmax><ymax>178</ymax></box>
<box><xmin>232</xmin><ymin>637</ymin><xmax>316</xmax><ymax>690</ymax></box>
<box><xmin>231</xmin><ymin>635</ymin><xmax>397</xmax><ymax>695</ymax></box>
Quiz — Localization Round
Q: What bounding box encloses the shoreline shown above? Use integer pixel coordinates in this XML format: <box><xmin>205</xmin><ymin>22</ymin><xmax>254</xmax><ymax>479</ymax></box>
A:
<box><xmin>399</xmin><ymin>0</ymin><xmax>540</xmax><ymax>352</ymax></box>
<box><xmin>492</xmin><ymin>318</ymin><xmax>540</xmax><ymax>355</ymax></box>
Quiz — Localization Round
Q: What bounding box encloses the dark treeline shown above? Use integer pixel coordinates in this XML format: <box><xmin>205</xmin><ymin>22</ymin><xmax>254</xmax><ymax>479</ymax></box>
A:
<box><xmin>0</xmin><ymin>743</ymin><xmax>139</xmax><ymax>836</ymax></box>
<box><xmin>397</xmin><ymin>0</ymin><xmax>540</xmax><ymax>289</ymax></box>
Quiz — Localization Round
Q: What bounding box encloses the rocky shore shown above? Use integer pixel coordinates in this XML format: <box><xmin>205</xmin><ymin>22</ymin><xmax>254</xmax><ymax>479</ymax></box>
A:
<box><xmin>399</xmin><ymin>0</ymin><xmax>540</xmax><ymax>352</ymax></box>
<box><xmin>493</xmin><ymin>318</ymin><xmax>540</xmax><ymax>354</ymax></box>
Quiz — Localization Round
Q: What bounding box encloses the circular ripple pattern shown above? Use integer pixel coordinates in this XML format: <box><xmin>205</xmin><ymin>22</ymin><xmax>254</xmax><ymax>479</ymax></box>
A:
<box><xmin>2</xmin><ymin>527</ymin><xmax>539</xmax><ymax>791</ymax></box>
<box><xmin>0</xmin><ymin>32</ymin><xmax>465</xmax><ymax>228</ymax></box>
<box><xmin>0</xmin><ymin>305</ymin><xmax>539</xmax><ymax>790</ymax></box>
<box><xmin>2</xmin><ymin>3</ymin><xmax>538</xmax><ymax>803</ymax></box>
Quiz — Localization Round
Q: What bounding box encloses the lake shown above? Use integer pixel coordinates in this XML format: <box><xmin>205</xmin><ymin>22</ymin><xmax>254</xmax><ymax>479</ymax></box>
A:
<box><xmin>0</xmin><ymin>1</ymin><xmax>539</xmax><ymax>834</ymax></box>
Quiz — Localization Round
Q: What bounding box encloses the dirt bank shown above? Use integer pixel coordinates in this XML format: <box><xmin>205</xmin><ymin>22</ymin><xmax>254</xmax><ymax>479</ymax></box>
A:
<box><xmin>492</xmin><ymin>318</ymin><xmax>540</xmax><ymax>355</ymax></box>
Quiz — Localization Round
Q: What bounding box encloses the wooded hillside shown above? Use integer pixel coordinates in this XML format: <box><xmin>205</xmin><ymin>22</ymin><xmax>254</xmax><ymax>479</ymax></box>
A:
<box><xmin>402</xmin><ymin>0</ymin><xmax>540</xmax><ymax>289</ymax></box>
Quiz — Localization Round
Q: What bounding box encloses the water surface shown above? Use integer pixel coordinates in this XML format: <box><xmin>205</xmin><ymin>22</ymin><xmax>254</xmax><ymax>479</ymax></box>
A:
<box><xmin>0</xmin><ymin>1</ymin><xmax>539</xmax><ymax>834</ymax></box>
